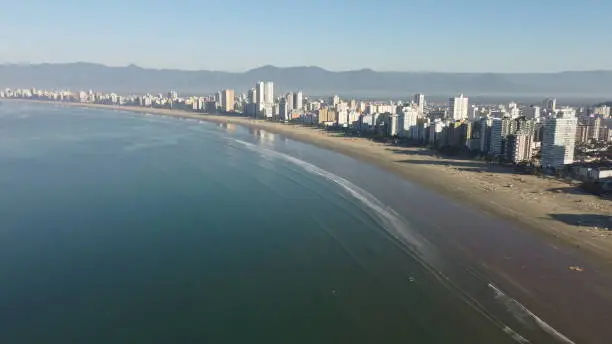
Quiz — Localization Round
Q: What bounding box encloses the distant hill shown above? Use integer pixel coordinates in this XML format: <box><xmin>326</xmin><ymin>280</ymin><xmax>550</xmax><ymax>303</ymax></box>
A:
<box><xmin>1</xmin><ymin>62</ymin><xmax>612</xmax><ymax>99</ymax></box>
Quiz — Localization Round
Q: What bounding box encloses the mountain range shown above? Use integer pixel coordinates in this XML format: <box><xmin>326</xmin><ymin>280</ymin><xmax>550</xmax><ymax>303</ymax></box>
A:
<box><xmin>1</xmin><ymin>62</ymin><xmax>612</xmax><ymax>99</ymax></box>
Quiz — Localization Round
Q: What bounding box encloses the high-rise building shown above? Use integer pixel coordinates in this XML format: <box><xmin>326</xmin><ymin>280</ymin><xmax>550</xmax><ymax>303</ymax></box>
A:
<box><xmin>544</xmin><ymin>98</ymin><xmax>557</xmax><ymax>112</ymax></box>
<box><xmin>506</xmin><ymin>131</ymin><xmax>535</xmax><ymax>163</ymax></box>
<box><xmin>248</xmin><ymin>88</ymin><xmax>257</xmax><ymax>104</ymax></box>
<box><xmin>264</xmin><ymin>81</ymin><xmax>274</xmax><ymax>106</ymax></box>
<box><xmin>399</xmin><ymin>106</ymin><xmax>420</xmax><ymax>139</ymax></box>
<box><xmin>293</xmin><ymin>91</ymin><xmax>303</xmax><ymax>110</ymax></box>
<box><xmin>256</xmin><ymin>82</ymin><xmax>265</xmax><ymax>112</ymax></box>
<box><xmin>541</xmin><ymin>112</ymin><xmax>578</xmax><ymax>168</ymax></box>
<box><xmin>279</xmin><ymin>98</ymin><xmax>289</xmax><ymax>122</ymax></box>
<box><xmin>575</xmin><ymin>124</ymin><xmax>589</xmax><ymax>144</ymax></box>
<box><xmin>285</xmin><ymin>92</ymin><xmax>294</xmax><ymax>110</ymax></box>
<box><xmin>220</xmin><ymin>89</ymin><xmax>235</xmax><ymax>112</ymax></box>
<box><xmin>526</xmin><ymin>105</ymin><xmax>541</xmax><ymax>121</ymax></box>
<box><xmin>330</xmin><ymin>95</ymin><xmax>340</xmax><ymax>106</ymax></box>
<box><xmin>477</xmin><ymin>118</ymin><xmax>493</xmax><ymax>153</ymax></box>
<box><xmin>413</xmin><ymin>93</ymin><xmax>425</xmax><ymax>114</ymax></box>
<box><xmin>489</xmin><ymin>118</ymin><xmax>504</xmax><ymax>156</ymax></box>
<box><xmin>449</xmin><ymin>94</ymin><xmax>469</xmax><ymax>121</ymax></box>
<box><xmin>587</xmin><ymin>116</ymin><xmax>601</xmax><ymax>141</ymax></box>
<box><xmin>593</xmin><ymin>105</ymin><xmax>610</xmax><ymax>117</ymax></box>
<box><xmin>386</xmin><ymin>114</ymin><xmax>400</xmax><ymax>136</ymax></box>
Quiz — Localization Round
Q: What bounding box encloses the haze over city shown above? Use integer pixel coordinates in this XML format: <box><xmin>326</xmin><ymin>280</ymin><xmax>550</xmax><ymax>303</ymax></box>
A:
<box><xmin>1</xmin><ymin>0</ymin><xmax>611</xmax><ymax>72</ymax></box>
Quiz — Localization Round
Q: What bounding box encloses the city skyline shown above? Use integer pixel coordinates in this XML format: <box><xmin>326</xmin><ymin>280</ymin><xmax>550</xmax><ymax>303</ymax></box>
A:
<box><xmin>1</xmin><ymin>0</ymin><xmax>611</xmax><ymax>73</ymax></box>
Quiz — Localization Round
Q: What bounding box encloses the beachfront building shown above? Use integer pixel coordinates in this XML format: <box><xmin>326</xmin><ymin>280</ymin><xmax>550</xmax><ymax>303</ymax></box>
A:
<box><xmin>255</xmin><ymin>81</ymin><xmax>266</xmax><ymax>114</ymax></box>
<box><xmin>279</xmin><ymin>98</ymin><xmax>289</xmax><ymax>122</ymax></box>
<box><xmin>293</xmin><ymin>91</ymin><xmax>303</xmax><ymax>110</ymax></box>
<box><xmin>449</xmin><ymin>94</ymin><xmax>469</xmax><ymax>121</ymax></box>
<box><xmin>399</xmin><ymin>106</ymin><xmax>420</xmax><ymax>139</ymax></box>
<box><xmin>541</xmin><ymin>111</ymin><xmax>578</xmax><ymax>168</ymax></box>
<box><xmin>220</xmin><ymin>89</ymin><xmax>234</xmax><ymax>112</ymax></box>
<box><xmin>264</xmin><ymin>82</ymin><xmax>274</xmax><ymax>107</ymax></box>
<box><xmin>285</xmin><ymin>92</ymin><xmax>294</xmax><ymax>110</ymax></box>
<box><xmin>506</xmin><ymin>130</ymin><xmax>536</xmax><ymax>163</ymax></box>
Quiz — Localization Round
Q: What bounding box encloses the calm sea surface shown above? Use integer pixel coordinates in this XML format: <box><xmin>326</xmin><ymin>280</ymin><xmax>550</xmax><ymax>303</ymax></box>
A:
<box><xmin>0</xmin><ymin>102</ymin><xmax>608</xmax><ymax>344</ymax></box>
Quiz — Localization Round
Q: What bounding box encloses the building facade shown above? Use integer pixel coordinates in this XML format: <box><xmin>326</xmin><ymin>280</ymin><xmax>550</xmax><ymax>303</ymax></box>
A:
<box><xmin>541</xmin><ymin>113</ymin><xmax>578</xmax><ymax>168</ymax></box>
<box><xmin>449</xmin><ymin>94</ymin><xmax>469</xmax><ymax>121</ymax></box>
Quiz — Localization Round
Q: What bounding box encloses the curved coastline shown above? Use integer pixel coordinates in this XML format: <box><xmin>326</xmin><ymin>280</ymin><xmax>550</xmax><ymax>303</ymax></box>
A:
<box><xmin>10</xmin><ymin>99</ymin><xmax>611</xmax><ymax>263</ymax></box>
<box><xmin>4</xmin><ymin>99</ymin><xmax>612</xmax><ymax>343</ymax></box>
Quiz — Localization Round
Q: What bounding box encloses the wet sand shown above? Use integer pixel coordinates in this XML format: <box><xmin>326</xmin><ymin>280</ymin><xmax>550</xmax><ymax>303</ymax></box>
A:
<box><xmin>6</xmin><ymin>99</ymin><xmax>612</xmax><ymax>343</ymax></box>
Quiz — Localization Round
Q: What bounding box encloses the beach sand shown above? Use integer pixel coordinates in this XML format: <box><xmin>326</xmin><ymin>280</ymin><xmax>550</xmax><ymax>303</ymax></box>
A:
<box><xmin>11</xmin><ymin>100</ymin><xmax>612</xmax><ymax>262</ymax></box>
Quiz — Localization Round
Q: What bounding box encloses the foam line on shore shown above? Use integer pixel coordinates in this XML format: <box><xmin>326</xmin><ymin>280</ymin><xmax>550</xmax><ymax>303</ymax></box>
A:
<box><xmin>232</xmin><ymin>137</ymin><xmax>578</xmax><ymax>344</ymax></box>
<box><xmin>230</xmin><ymin>138</ymin><xmax>428</xmax><ymax>253</ymax></box>
<box><xmin>489</xmin><ymin>283</ymin><xmax>576</xmax><ymax>344</ymax></box>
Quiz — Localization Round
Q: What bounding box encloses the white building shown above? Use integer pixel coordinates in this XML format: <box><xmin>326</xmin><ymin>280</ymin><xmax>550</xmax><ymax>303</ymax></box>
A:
<box><xmin>544</xmin><ymin>98</ymin><xmax>557</xmax><ymax>112</ymax></box>
<box><xmin>347</xmin><ymin>111</ymin><xmax>360</xmax><ymax>127</ymax></box>
<box><xmin>429</xmin><ymin>119</ymin><xmax>445</xmax><ymax>144</ymax></box>
<box><xmin>449</xmin><ymin>94</ymin><xmax>469</xmax><ymax>121</ymax></box>
<box><xmin>293</xmin><ymin>91</ymin><xmax>303</xmax><ymax>110</ymax></box>
<box><xmin>413</xmin><ymin>93</ymin><xmax>425</xmax><ymax>114</ymax></box>
<box><xmin>469</xmin><ymin>105</ymin><xmax>480</xmax><ymax>121</ymax></box>
<box><xmin>387</xmin><ymin>114</ymin><xmax>400</xmax><ymax>136</ymax></box>
<box><xmin>337</xmin><ymin>109</ymin><xmax>349</xmax><ymax>127</ymax></box>
<box><xmin>264</xmin><ymin>81</ymin><xmax>274</xmax><ymax>107</ymax></box>
<box><xmin>256</xmin><ymin>82</ymin><xmax>265</xmax><ymax>112</ymax></box>
<box><xmin>507</xmin><ymin>131</ymin><xmax>535</xmax><ymax>163</ymax></box>
<box><xmin>330</xmin><ymin>95</ymin><xmax>340</xmax><ymax>106</ymax></box>
<box><xmin>285</xmin><ymin>92</ymin><xmax>294</xmax><ymax>110</ymax></box>
<box><xmin>541</xmin><ymin>111</ymin><xmax>578</xmax><ymax>168</ymax></box>
<box><xmin>593</xmin><ymin>105</ymin><xmax>610</xmax><ymax>117</ymax></box>
<box><xmin>399</xmin><ymin>106</ymin><xmax>420</xmax><ymax>139</ymax></box>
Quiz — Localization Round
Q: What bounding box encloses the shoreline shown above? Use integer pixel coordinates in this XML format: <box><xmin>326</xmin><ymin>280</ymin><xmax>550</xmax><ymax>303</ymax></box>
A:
<box><xmin>7</xmin><ymin>99</ymin><xmax>612</xmax><ymax>263</ymax></box>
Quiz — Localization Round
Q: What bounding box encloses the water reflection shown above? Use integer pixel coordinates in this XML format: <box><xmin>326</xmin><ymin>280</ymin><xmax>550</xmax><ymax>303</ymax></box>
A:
<box><xmin>249</xmin><ymin>128</ymin><xmax>277</xmax><ymax>144</ymax></box>
<box><xmin>217</xmin><ymin>122</ymin><xmax>236</xmax><ymax>133</ymax></box>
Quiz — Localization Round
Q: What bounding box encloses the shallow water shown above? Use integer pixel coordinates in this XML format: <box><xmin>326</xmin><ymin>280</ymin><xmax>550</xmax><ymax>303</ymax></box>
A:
<box><xmin>0</xmin><ymin>102</ymin><xmax>608</xmax><ymax>343</ymax></box>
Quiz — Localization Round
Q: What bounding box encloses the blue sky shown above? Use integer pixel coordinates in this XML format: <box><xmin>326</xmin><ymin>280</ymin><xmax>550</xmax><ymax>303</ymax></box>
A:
<box><xmin>0</xmin><ymin>0</ymin><xmax>610</xmax><ymax>72</ymax></box>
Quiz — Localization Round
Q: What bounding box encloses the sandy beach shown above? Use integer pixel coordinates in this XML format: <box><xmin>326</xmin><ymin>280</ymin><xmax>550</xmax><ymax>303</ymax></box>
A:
<box><xmin>10</xmin><ymin>100</ymin><xmax>612</xmax><ymax>262</ymax></box>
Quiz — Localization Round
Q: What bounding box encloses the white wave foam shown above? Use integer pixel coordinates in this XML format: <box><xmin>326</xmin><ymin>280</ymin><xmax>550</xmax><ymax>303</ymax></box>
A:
<box><xmin>503</xmin><ymin>326</ymin><xmax>530</xmax><ymax>344</ymax></box>
<box><xmin>232</xmin><ymin>138</ymin><xmax>569</xmax><ymax>344</ymax></box>
<box><xmin>230</xmin><ymin>138</ymin><xmax>426</xmax><ymax>252</ymax></box>
<box><xmin>489</xmin><ymin>283</ymin><xmax>576</xmax><ymax>344</ymax></box>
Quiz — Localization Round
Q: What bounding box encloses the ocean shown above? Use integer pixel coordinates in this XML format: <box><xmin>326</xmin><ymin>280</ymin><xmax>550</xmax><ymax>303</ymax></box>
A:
<box><xmin>0</xmin><ymin>102</ymin><xmax>600</xmax><ymax>343</ymax></box>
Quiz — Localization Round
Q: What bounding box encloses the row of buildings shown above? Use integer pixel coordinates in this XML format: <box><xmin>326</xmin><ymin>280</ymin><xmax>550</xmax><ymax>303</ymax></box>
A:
<box><xmin>1</xmin><ymin>86</ymin><xmax>611</xmax><ymax>171</ymax></box>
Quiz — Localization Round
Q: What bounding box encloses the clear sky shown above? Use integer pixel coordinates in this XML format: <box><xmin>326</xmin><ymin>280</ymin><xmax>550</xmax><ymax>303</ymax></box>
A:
<box><xmin>0</xmin><ymin>0</ymin><xmax>610</xmax><ymax>73</ymax></box>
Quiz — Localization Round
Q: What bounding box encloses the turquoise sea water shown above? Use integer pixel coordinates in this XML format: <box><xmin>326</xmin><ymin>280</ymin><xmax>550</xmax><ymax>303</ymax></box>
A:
<box><xmin>0</xmin><ymin>102</ymin><xmax>598</xmax><ymax>343</ymax></box>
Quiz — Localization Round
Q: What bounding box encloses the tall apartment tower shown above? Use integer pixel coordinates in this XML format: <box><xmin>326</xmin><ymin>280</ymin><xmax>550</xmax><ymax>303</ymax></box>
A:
<box><xmin>264</xmin><ymin>81</ymin><xmax>274</xmax><ymax>106</ymax></box>
<box><xmin>248</xmin><ymin>88</ymin><xmax>257</xmax><ymax>104</ymax></box>
<box><xmin>285</xmin><ymin>92</ymin><xmax>294</xmax><ymax>110</ymax></box>
<box><xmin>293</xmin><ymin>91</ymin><xmax>303</xmax><ymax>110</ymax></box>
<box><xmin>221</xmin><ymin>89</ymin><xmax>235</xmax><ymax>112</ymax></box>
<box><xmin>449</xmin><ymin>94</ymin><xmax>469</xmax><ymax>121</ymax></box>
<box><xmin>541</xmin><ymin>111</ymin><xmax>578</xmax><ymax>168</ymax></box>
<box><xmin>544</xmin><ymin>98</ymin><xmax>557</xmax><ymax>112</ymax></box>
<box><xmin>413</xmin><ymin>93</ymin><xmax>425</xmax><ymax>114</ymax></box>
<box><xmin>256</xmin><ymin>81</ymin><xmax>265</xmax><ymax>112</ymax></box>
